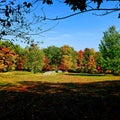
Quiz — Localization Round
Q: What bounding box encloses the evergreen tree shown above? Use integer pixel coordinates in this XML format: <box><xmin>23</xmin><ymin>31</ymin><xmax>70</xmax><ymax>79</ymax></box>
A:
<box><xmin>99</xmin><ymin>26</ymin><xmax>120</xmax><ymax>75</ymax></box>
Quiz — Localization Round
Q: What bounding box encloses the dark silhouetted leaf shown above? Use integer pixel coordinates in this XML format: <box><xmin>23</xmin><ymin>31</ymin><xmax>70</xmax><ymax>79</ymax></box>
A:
<box><xmin>18</xmin><ymin>5</ymin><xmax>20</xmax><ymax>11</ymax></box>
<box><xmin>1</xmin><ymin>31</ymin><xmax>6</xmax><ymax>35</ymax></box>
<box><xmin>1</xmin><ymin>0</ymin><xmax>6</xmax><ymax>3</ymax></box>
<box><xmin>5</xmin><ymin>11</ymin><xmax>9</xmax><ymax>17</ymax></box>
<box><xmin>7</xmin><ymin>21</ymin><xmax>11</xmax><ymax>27</ymax></box>
<box><xmin>26</xmin><ymin>3</ymin><xmax>32</xmax><ymax>8</ymax></box>
<box><xmin>23</xmin><ymin>2</ymin><xmax>27</xmax><ymax>5</ymax></box>
<box><xmin>10</xmin><ymin>2</ymin><xmax>14</xmax><ymax>5</ymax></box>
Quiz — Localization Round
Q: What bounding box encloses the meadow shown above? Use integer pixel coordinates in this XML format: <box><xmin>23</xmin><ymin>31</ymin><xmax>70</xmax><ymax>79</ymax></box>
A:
<box><xmin>0</xmin><ymin>71</ymin><xmax>120</xmax><ymax>85</ymax></box>
<box><xmin>0</xmin><ymin>71</ymin><xmax>120</xmax><ymax>120</ymax></box>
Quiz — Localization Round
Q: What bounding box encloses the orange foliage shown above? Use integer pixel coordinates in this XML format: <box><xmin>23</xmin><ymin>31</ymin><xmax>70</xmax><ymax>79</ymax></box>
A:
<box><xmin>0</xmin><ymin>47</ymin><xmax>18</xmax><ymax>71</ymax></box>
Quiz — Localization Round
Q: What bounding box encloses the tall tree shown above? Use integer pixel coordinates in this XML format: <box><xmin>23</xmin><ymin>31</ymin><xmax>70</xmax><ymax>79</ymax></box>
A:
<box><xmin>77</xmin><ymin>50</ymin><xmax>84</xmax><ymax>72</ymax></box>
<box><xmin>43</xmin><ymin>46</ymin><xmax>61</xmax><ymax>71</ymax></box>
<box><xmin>60</xmin><ymin>45</ymin><xmax>77</xmax><ymax>71</ymax></box>
<box><xmin>24</xmin><ymin>44</ymin><xmax>44</xmax><ymax>73</ymax></box>
<box><xmin>83</xmin><ymin>48</ymin><xmax>96</xmax><ymax>72</ymax></box>
<box><xmin>99</xmin><ymin>26</ymin><xmax>120</xmax><ymax>75</ymax></box>
<box><xmin>87</xmin><ymin>55</ymin><xmax>97</xmax><ymax>73</ymax></box>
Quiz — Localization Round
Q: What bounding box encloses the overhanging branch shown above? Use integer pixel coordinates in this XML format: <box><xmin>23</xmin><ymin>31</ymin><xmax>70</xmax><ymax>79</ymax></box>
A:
<box><xmin>44</xmin><ymin>8</ymin><xmax>120</xmax><ymax>20</ymax></box>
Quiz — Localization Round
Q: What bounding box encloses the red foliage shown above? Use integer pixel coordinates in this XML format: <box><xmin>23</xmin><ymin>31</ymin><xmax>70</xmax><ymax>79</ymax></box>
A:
<box><xmin>42</xmin><ymin>56</ymin><xmax>52</xmax><ymax>71</ymax></box>
<box><xmin>0</xmin><ymin>47</ymin><xmax>18</xmax><ymax>71</ymax></box>
<box><xmin>1</xmin><ymin>47</ymin><xmax>10</xmax><ymax>53</ymax></box>
<box><xmin>59</xmin><ymin>64</ymin><xmax>66</xmax><ymax>71</ymax></box>
<box><xmin>42</xmin><ymin>64</ymin><xmax>52</xmax><ymax>71</ymax></box>
<box><xmin>97</xmin><ymin>66</ymin><xmax>103</xmax><ymax>73</ymax></box>
<box><xmin>44</xmin><ymin>56</ymin><xmax>50</xmax><ymax>64</ymax></box>
<box><xmin>77</xmin><ymin>50</ymin><xmax>84</xmax><ymax>67</ymax></box>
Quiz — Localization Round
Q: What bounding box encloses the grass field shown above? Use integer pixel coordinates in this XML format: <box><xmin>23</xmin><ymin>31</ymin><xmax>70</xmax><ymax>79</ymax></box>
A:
<box><xmin>0</xmin><ymin>71</ymin><xmax>120</xmax><ymax>84</ymax></box>
<box><xmin>0</xmin><ymin>71</ymin><xmax>120</xmax><ymax>120</ymax></box>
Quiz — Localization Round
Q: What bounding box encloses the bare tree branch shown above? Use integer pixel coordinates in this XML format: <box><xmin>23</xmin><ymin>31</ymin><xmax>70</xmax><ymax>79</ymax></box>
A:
<box><xmin>44</xmin><ymin>8</ymin><xmax>120</xmax><ymax>21</ymax></box>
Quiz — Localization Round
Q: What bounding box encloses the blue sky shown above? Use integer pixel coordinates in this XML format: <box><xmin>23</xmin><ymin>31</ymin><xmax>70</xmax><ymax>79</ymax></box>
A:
<box><xmin>33</xmin><ymin>1</ymin><xmax>120</xmax><ymax>51</ymax></box>
<box><xmin>14</xmin><ymin>1</ymin><xmax>120</xmax><ymax>51</ymax></box>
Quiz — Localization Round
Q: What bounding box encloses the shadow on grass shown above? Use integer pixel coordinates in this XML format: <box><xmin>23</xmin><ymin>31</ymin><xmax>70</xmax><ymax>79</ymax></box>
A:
<box><xmin>0</xmin><ymin>80</ymin><xmax>120</xmax><ymax>120</ymax></box>
<box><xmin>66</xmin><ymin>73</ymin><xmax>107</xmax><ymax>76</ymax></box>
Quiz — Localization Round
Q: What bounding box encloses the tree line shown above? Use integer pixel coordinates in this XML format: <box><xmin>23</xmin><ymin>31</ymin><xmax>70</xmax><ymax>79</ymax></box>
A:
<box><xmin>0</xmin><ymin>26</ymin><xmax>120</xmax><ymax>75</ymax></box>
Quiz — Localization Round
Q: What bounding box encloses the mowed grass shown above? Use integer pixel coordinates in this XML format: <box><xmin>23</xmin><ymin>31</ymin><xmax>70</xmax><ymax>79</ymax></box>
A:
<box><xmin>0</xmin><ymin>71</ymin><xmax>120</xmax><ymax>85</ymax></box>
<box><xmin>0</xmin><ymin>71</ymin><xmax>120</xmax><ymax>120</ymax></box>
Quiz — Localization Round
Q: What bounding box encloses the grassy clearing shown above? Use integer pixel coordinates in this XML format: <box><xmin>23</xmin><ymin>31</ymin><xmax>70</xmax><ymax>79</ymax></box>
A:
<box><xmin>0</xmin><ymin>71</ymin><xmax>120</xmax><ymax>85</ymax></box>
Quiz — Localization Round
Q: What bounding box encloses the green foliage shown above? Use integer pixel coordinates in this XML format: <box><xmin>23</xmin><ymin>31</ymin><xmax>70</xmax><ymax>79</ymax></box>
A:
<box><xmin>43</xmin><ymin>46</ymin><xmax>61</xmax><ymax>71</ymax></box>
<box><xmin>99</xmin><ymin>26</ymin><xmax>120</xmax><ymax>75</ymax></box>
<box><xmin>0</xmin><ymin>40</ymin><xmax>12</xmax><ymax>48</ymax></box>
<box><xmin>10</xmin><ymin>44</ymin><xmax>24</xmax><ymax>55</ymax></box>
<box><xmin>24</xmin><ymin>44</ymin><xmax>44</xmax><ymax>73</ymax></box>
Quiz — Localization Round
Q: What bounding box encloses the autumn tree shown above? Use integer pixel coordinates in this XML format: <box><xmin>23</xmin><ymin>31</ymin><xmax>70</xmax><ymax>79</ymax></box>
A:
<box><xmin>60</xmin><ymin>45</ymin><xmax>77</xmax><ymax>71</ymax></box>
<box><xmin>42</xmin><ymin>56</ymin><xmax>52</xmax><ymax>71</ymax></box>
<box><xmin>87</xmin><ymin>55</ymin><xmax>97</xmax><ymax>73</ymax></box>
<box><xmin>82</xmin><ymin>48</ymin><xmax>97</xmax><ymax>73</ymax></box>
<box><xmin>87</xmin><ymin>48</ymin><xmax>97</xmax><ymax>73</ymax></box>
<box><xmin>60</xmin><ymin>55</ymin><xmax>73</xmax><ymax>71</ymax></box>
<box><xmin>0</xmin><ymin>40</ymin><xmax>25</xmax><ymax>70</ymax></box>
<box><xmin>77</xmin><ymin>50</ymin><xmax>84</xmax><ymax>72</ymax></box>
<box><xmin>99</xmin><ymin>26</ymin><xmax>120</xmax><ymax>75</ymax></box>
<box><xmin>0</xmin><ymin>47</ymin><xmax>18</xmax><ymax>71</ymax></box>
